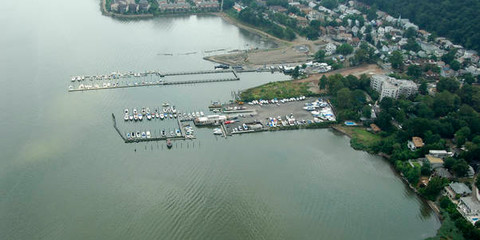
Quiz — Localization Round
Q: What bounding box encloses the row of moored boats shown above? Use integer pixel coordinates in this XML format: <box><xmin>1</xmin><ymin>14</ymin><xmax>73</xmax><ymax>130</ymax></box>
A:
<box><xmin>123</xmin><ymin>106</ymin><xmax>205</xmax><ymax>121</ymax></box>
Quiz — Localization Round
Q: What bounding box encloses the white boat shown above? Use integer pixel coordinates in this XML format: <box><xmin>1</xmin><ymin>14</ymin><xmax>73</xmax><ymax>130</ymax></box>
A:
<box><xmin>160</xmin><ymin>113</ymin><xmax>164</xmax><ymax>120</ymax></box>
<box><xmin>161</xmin><ymin>130</ymin><xmax>166</xmax><ymax>137</ymax></box>
<box><xmin>196</xmin><ymin>112</ymin><xmax>200</xmax><ymax>116</ymax></box>
<box><xmin>136</xmin><ymin>131</ymin><xmax>141</xmax><ymax>138</ymax></box>
<box><xmin>141</xmin><ymin>131</ymin><xmax>146</xmax><ymax>139</ymax></box>
<box><xmin>126</xmin><ymin>132</ymin><xmax>131</xmax><ymax>139</ymax></box>
<box><xmin>213</xmin><ymin>128</ymin><xmax>222</xmax><ymax>135</ymax></box>
<box><xmin>124</xmin><ymin>114</ymin><xmax>129</xmax><ymax>121</ymax></box>
<box><xmin>133</xmin><ymin>108</ymin><xmax>138</xmax><ymax>114</ymax></box>
<box><xmin>200</xmin><ymin>111</ymin><xmax>204</xmax><ymax>116</ymax></box>
<box><xmin>169</xmin><ymin>114</ymin><xmax>173</xmax><ymax>119</ymax></box>
<box><xmin>147</xmin><ymin>114</ymin><xmax>152</xmax><ymax>120</ymax></box>
<box><xmin>138</xmin><ymin>114</ymin><xmax>143</xmax><ymax>121</ymax></box>
<box><xmin>129</xmin><ymin>115</ymin><xmax>134</xmax><ymax>121</ymax></box>
<box><xmin>146</xmin><ymin>131</ymin><xmax>151</xmax><ymax>139</ymax></box>
<box><xmin>175</xmin><ymin>129</ymin><xmax>181</xmax><ymax>137</ymax></box>
<box><xmin>155</xmin><ymin>112</ymin><xmax>159</xmax><ymax>119</ymax></box>
<box><xmin>124</xmin><ymin>108</ymin><xmax>129</xmax><ymax>114</ymax></box>
<box><xmin>134</xmin><ymin>114</ymin><xmax>139</xmax><ymax>121</ymax></box>
<box><xmin>162</xmin><ymin>102</ymin><xmax>169</xmax><ymax>107</ymax></box>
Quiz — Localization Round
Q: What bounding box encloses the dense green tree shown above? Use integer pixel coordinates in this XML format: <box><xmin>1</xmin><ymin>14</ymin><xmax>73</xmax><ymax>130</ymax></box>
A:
<box><xmin>407</xmin><ymin>64</ymin><xmax>422</xmax><ymax>78</ymax></box>
<box><xmin>389</xmin><ymin>51</ymin><xmax>404</xmax><ymax>70</ymax></box>
<box><xmin>455</xmin><ymin>126</ymin><xmax>471</xmax><ymax>146</ymax></box>
<box><xmin>362</xmin><ymin>105</ymin><xmax>372</xmax><ymax>118</ymax></box>
<box><xmin>420</xmin><ymin>176</ymin><xmax>447</xmax><ymax>200</ymax></box>
<box><xmin>441</xmin><ymin>50</ymin><xmax>457</xmax><ymax>65</ymax></box>
<box><xmin>452</xmin><ymin>159</ymin><xmax>469</xmax><ymax>177</ymax></box>
<box><xmin>450</xmin><ymin>60</ymin><xmax>461</xmax><ymax>71</ymax></box>
<box><xmin>336</xmin><ymin>88</ymin><xmax>352</xmax><ymax>109</ymax></box>
<box><xmin>319</xmin><ymin>75</ymin><xmax>327</xmax><ymax>89</ymax></box>
<box><xmin>291</xmin><ymin>66</ymin><xmax>300</xmax><ymax>79</ymax></box>
<box><xmin>321</xmin><ymin>0</ymin><xmax>338</xmax><ymax>9</ymax></box>
<box><xmin>436</xmin><ymin>77</ymin><xmax>460</xmax><ymax>93</ymax></box>
<box><xmin>404</xmin><ymin>27</ymin><xmax>417</xmax><ymax>39</ymax></box>
<box><xmin>404</xmin><ymin>38</ymin><xmax>421</xmax><ymax>52</ymax></box>
<box><xmin>336</xmin><ymin>43</ymin><xmax>354</xmax><ymax>55</ymax></box>
<box><xmin>314</xmin><ymin>50</ymin><xmax>326</xmax><ymax>62</ymax></box>
<box><xmin>419</xmin><ymin>81</ymin><xmax>428</xmax><ymax>95</ymax></box>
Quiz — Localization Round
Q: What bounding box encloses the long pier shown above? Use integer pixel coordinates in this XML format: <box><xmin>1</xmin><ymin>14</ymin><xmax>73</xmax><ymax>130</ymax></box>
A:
<box><xmin>69</xmin><ymin>70</ymin><xmax>240</xmax><ymax>92</ymax></box>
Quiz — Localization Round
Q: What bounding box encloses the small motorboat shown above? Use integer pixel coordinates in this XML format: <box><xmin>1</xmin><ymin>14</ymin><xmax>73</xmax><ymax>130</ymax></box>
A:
<box><xmin>147</xmin><ymin>114</ymin><xmax>152</xmax><ymax>120</ymax></box>
<box><xmin>155</xmin><ymin>112</ymin><xmax>159</xmax><ymax>119</ymax></box>
<box><xmin>169</xmin><ymin>114</ymin><xmax>173</xmax><ymax>119</ymax></box>
<box><xmin>163</xmin><ymin>102</ymin><xmax>170</xmax><ymax>107</ymax></box>
<box><xmin>126</xmin><ymin>132</ymin><xmax>131</xmax><ymax>139</ymax></box>
<box><xmin>124</xmin><ymin>114</ymin><xmax>129</xmax><ymax>121</ymax></box>
<box><xmin>124</xmin><ymin>108</ymin><xmax>129</xmax><ymax>114</ymax></box>
<box><xmin>136</xmin><ymin>131</ymin><xmax>141</xmax><ymax>138</ymax></box>
<box><xmin>166</xmin><ymin>139</ymin><xmax>172</xmax><ymax>149</ymax></box>
<box><xmin>175</xmin><ymin>129</ymin><xmax>181</xmax><ymax>137</ymax></box>
<box><xmin>134</xmin><ymin>114</ymin><xmax>139</xmax><ymax>121</ymax></box>
<box><xmin>200</xmin><ymin>111</ymin><xmax>204</xmax><ymax>116</ymax></box>
<box><xmin>146</xmin><ymin>131</ymin><xmax>151</xmax><ymax>139</ymax></box>
<box><xmin>129</xmin><ymin>115</ymin><xmax>134</xmax><ymax>121</ymax></box>
<box><xmin>170</xmin><ymin>130</ymin><xmax>174</xmax><ymax>136</ymax></box>
<box><xmin>138</xmin><ymin>114</ymin><xmax>143</xmax><ymax>121</ymax></box>
<box><xmin>141</xmin><ymin>131</ymin><xmax>146</xmax><ymax>139</ymax></box>
<box><xmin>161</xmin><ymin>130</ymin><xmax>166</xmax><ymax>137</ymax></box>
<box><xmin>160</xmin><ymin>113</ymin><xmax>164</xmax><ymax>120</ymax></box>
<box><xmin>131</xmin><ymin>132</ymin><xmax>135</xmax><ymax>138</ymax></box>
<box><xmin>213</xmin><ymin>128</ymin><xmax>222</xmax><ymax>135</ymax></box>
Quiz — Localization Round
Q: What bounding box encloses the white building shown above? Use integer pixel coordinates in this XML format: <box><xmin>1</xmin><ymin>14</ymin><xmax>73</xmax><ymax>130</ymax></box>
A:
<box><xmin>458</xmin><ymin>197</ymin><xmax>480</xmax><ymax>225</ymax></box>
<box><xmin>370</xmin><ymin>75</ymin><xmax>418</xmax><ymax>100</ymax></box>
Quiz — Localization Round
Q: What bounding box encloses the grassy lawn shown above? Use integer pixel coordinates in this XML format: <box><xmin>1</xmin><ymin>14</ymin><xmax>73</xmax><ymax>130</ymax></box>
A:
<box><xmin>240</xmin><ymin>81</ymin><xmax>314</xmax><ymax>101</ymax></box>
<box><xmin>351</xmin><ymin>128</ymin><xmax>382</xmax><ymax>145</ymax></box>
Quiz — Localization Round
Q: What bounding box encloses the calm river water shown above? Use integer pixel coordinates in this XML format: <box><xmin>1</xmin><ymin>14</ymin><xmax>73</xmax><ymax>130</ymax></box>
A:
<box><xmin>0</xmin><ymin>0</ymin><xmax>440</xmax><ymax>239</ymax></box>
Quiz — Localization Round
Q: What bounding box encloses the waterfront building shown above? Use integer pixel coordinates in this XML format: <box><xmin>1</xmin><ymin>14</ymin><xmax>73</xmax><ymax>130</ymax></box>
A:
<box><xmin>458</xmin><ymin>197</ymin><xmax>480</xmax><ymax>225</ymax></box>
<box><xmin>445</xmin><ymin>182</ymin><xmax>472</xmax><ymax>198</ymax></box>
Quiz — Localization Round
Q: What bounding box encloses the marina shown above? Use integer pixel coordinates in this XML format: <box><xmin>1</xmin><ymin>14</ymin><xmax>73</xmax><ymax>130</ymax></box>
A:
<box><xmin>112</xmin><ymin>104</ymin><xmax>198</xmax><ymax>144</ymax></box>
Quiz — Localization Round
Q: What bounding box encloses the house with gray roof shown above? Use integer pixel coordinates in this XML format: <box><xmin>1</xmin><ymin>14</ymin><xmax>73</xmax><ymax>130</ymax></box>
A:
<box><xmin>446</xmin><ymin>182</ymin><xmax>472</xmax><ymax>199</ymax></box>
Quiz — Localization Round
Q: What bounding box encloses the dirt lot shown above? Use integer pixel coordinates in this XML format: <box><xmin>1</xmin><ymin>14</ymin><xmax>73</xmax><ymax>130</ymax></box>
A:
<box><xmin>295</xmin><ymin>64</ymin><xmax>386</xmax><ymax>93</ymax></box>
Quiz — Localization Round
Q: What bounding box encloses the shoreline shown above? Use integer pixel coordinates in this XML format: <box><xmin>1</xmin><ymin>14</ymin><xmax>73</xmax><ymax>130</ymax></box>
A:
<box><xmin>329</xmin><ymin>125</ymin><xmax>442</xmax><ymax>220</ymax></box>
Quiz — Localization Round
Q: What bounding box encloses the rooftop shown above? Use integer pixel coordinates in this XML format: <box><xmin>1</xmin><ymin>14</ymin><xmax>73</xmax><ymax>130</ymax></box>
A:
<box><xmin>449</xmin><ymin>182</ymin><xmax>472</xmax><ymax>195</ymax></box>
<box><xmin>425</xmin><ymin>155</ymin><xmax>444</xmax><ymax>164</ymax></box>
<box><xmin>412</xmin><ymin>137</ymin><xmax>424</xmax><ymax>148</ymax></box>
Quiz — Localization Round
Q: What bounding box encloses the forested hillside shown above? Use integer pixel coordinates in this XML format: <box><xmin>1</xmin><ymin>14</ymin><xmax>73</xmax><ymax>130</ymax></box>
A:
<box><xmin>358</xmin><ymin>0</ymin><xmax>480</xmax><ymax>52</ymax></box>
